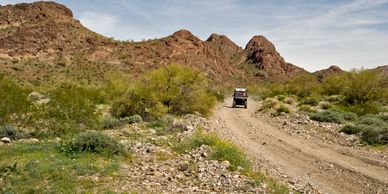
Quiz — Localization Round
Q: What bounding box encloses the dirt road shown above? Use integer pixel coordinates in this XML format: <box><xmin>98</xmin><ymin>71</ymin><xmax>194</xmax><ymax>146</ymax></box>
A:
<box><xmin>211</xmin><ymin>98</ymin><xmax>388</xmax><ymax>194</ymax></box>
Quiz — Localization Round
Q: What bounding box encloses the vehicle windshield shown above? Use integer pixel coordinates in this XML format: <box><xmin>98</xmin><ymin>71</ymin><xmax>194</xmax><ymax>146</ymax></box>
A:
<box><xmin>234</xmin><ymin>91</ymin><xmax>246</xmax><ymax>96</ymax></box>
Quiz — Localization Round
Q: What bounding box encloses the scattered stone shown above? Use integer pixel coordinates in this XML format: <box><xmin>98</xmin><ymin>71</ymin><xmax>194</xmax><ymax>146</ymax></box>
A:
<box><xmin>1</xmin><ymin>137</ymin><xmax>11</xmax><ymax>144</ymax></box>
<box><xmin>221</xmin><ymin>160</ymin><xmax>231</xmax><ymax>168</ymax></box>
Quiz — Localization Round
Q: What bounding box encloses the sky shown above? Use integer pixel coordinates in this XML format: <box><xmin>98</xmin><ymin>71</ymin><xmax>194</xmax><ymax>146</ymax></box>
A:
<box><xmin>1</xmin><ymin>0</ymin><xmax>388</xmax><ymax>72</ymax></box>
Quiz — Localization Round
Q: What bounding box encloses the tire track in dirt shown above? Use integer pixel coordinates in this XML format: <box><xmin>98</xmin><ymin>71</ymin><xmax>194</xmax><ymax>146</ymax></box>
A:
<box><xmin>211</xmin><ymin>98</ymin><xmax>388</xmax><ymax>194</ymax></box>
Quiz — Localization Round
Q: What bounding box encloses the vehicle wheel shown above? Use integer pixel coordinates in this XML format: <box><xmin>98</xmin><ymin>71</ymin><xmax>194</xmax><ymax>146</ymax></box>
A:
<box><xmin>244</xmin><ymin>101</ymin><xmax>247</xmax><ymax>109</ymax></box>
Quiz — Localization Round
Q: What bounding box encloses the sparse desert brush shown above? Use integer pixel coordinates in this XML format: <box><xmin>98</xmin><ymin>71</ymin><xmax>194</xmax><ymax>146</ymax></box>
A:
<box><xmin>60</xmin><ymin>131</ymin><xmax>125</xmax><ymax>156</ymax></box>
<box><xmin>319</xmin><ymin>101</ymin><xmax>332</xmax><ymax>110</ymax></box>
<box><xmin>276</xmin><ymin>103</ymin><xmax>291</xmax><ymax>114</ymax></box>
<box><xmin>102</xmin><ymin>116</ymin><xmax>122</xmax><ymax>129</ymax></box>
<box><xmin>298</xmin><ymin>105</ymin><xmax>317</xmax><ymax>113</ymax></box>
<box><xmin>300</xmin><ymin>97</ymin><xmax>320</xmax><ymax>106</ymax></box>
<box><xmin>111</xmin><ymin>64</ymin><xmax>217</xmax><ymax>120</ymax></box>
<box><xmin>284</xmin><ymin>97</ymin><xmax>296</xmax><ymax>105</ymax></box>
<box><xmin>0</xmin><ymin>77</ymin><xmax>34</xmax><ymax>126</ymax></box>
<box><xmin>259</xmin><ymin>98</ymin><xmax>278</xmax><ymax>111</ymax></box>
<box><xmin>0</xmin><ymin>125</ymin><xmax>29</xmax><ymax>140</ymax></box>
<box><xmin>124</xmin><ymin>114</ymin><xmax>143</xmax><ymax>124</ymax></box>
<box><xmin>309</xmin><ymin>110</ymin><xmax>344</xmax><ymax>124</ymax></box>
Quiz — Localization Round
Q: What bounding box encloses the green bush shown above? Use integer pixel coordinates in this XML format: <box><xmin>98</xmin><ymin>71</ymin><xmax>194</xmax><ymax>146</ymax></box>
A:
<box><xmin>0</xmin><ymin>125</ymin><xmax>29</xmax><ymax>140</ymax></box>
<box><xmin>339</xmin><ymin>102</ymin><xmax>381</xmax><ymax>116</ymax></box>
<box><xmin>0</xmin><ymin>77</ymin><xmax>33</xmax><ymax>126</ymax></box>
<box><xmin>285</xmin><ymin>74</ymin><xmax>320</xmax><ymax>98</ymax></box>
<box><xmin>358</xmin><ymin>115</ymin><xmax>385</xmax><ymax>126</ymax></box>
<box><xmin>298</xmin><ymin>105</ymin><xmax>317</xmax><ymax>113</ymax></box>
<box><xmin>259</xmin><ymin>98</ymin><xmax>278</xmax><ymax>111</ymax></box>
<box><xmin>102</xmin><ymin>116</ymin><xmax>122</xmax><ymax>129</ymax></box>
<box><xmin>276</xmin><ymin>104</ymin><xmax>291</xmax><ymax>114</ymax></box>
<box><xmin>378</xmin><ymin>114</ymin><xmax>388</xmax><ymax>122</ymax></box>
<box><xmin>39</xmin><ymin>83</ymin><xmax>102</xmax><ymax>136</ymax></box>
<box><xmin>111</xmin><ymin>64</ymin><xmax>217</xmax><ymax>120</ymax></box>
<box><xmin>326</xmin><ymin>95</ymin><xmax>343</xmax><ymax>103</ymax></box>
<box><xmin>60</xmin><ymin>131</ymin><xmax>124</xmax><ymax>156</ymax></box>
<box><xmin>276</xmin><ymin>95</ymin><xmax>286</xmax><ymax>102</ymax></box>
<box><xmin>284</xmin><ymin>97</ymin><xmax>296</xmax><ymax>105</ymax></box>
<box><xmin>300</xmin><ymin>97</ymin><xmax>320</xmax><ymax>106</ymax></box>
<box><xmin>173</xmin><ymin>130</ymin><xmax>218</xmax><ymax>153</ymax></box>
<box><xmin>320</xmin><ymin>102</ymin><xmax>332</xmax><ymax>110</ymax></box>
<box><xmin>340</xmin><ymin>125</ymin><xmax>363</xmax><ymax>134</ymax></box>
<box><xmin>361</xmin><ymin>127</ymin><xmax>388</xmax><ymax>145</ymax></box>
<box><xmin>210</xmin><ymin>141</ymin><xmax>250</xmax><ymax>171</ymax></box>
<box><xmin>342</xmin><ymin>111</ymin><xmax>358</xmax><ymax>121</ymax></box>
<box><xmin>124</xmin><ymin>114</ymin><xmax>143</xmax><ymax>124</ymax></box>
<box><xmin>309</xmin><ymin>110</ymin><xmax>344</xmax><ymax>124</ymax></box>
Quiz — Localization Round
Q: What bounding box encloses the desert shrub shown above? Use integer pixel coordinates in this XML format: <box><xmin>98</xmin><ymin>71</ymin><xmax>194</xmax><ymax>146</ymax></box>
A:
<box><xmin>320</xmin><ymin>101</ymin><xmax>332</xmax><ymax>110</ymax></box>
<box><xmin>342</xmin><ymin>111</ymin><xmax>358</xmax><ymax>121</ymax></box>
<box><xmin>60</xmin><ymin>131</ymin><xmax>124</xmax><ymax>156</ymax></box>
<box><xmin>40</xmin><ymin>83</ymin><xmax>102</xmax><ymax>136</ymax></box>
<box><xmin>298</xmin><ymin>105</ymin><xmax>317</xmax><ymax>113</ymax></box>
<box><xmin>309</xmin><ymin>110</ymin><xmax>344</xmax><ymax>124</ymax></box>
<box><xmin>0</xmin><ymin>77</ymin><xmax>34</xmax><ymax>125</ymax></box>
<box><xmin>210</xmin><ymin>141</ymin><xmax>250</xmax><ymax>170</ymax></box>
<box><xmin>361</xmin><ymin>127</ymin><xmax>388</xmax><ymax>145</ymax></box>
<box><xmin>300</xmin><ymin>97</ymin><xmax>320</xmax><ymax>106</ymax></box>
<box><xmin>321</xmin><ymin>75</ymin><xmax>347</xmax><ymax>96</ymax></box>
<box><xmin>0</xmin><ymin>125</ymin><xmax>29</xmax><ymax>140</ymax></box>
<box><xmin>276</xmin><ymin>95</ymin><xmax>286</xmax><ymax>102</ymax></box>
<box><xmin>341</xmin><ymin>102</ymin><xmax>381</xmax><ymax>116</ymax></box>
<box><xmin>124</xmin><ymin>114</ymin><xmax>143</xmax><ymax>124</ymax></box>
<box><xmin>276</xmin><ymin>104</ymin><xmax>291</xmax><ymax>114</ymax></box>
<box><xmin>378</xmin><ymin>114</ymin><xmax>388</xmax><ymax>122</ymax></box>
<box><xmin>358</xmin><ymin>115</ymin><xmax>385</xmax><ymax>126</ymax></box>
<box><xmin>102</xmin><ymin>116</ymin><xmax>122</xmax><ymax>129</ymax></box>
<box><xmin>173</xmin><ymin>130</ymin><xmax>218</xmax><ymax>153</ymax></box>
<box><xmin>259</xmin><ymin>98</ymin><xmax>278</xmax><ymax>111</ymax></box>
<box><xmin>285</xmin><ymin>74</ymin><xmax>320</xmax><ymax>98</ymax></box>
<box><xmin>326</xmin><ymin>95</ymin><xmax>343</xmax><ymax>103</ymax></box>
<box><xmin>342</xmin><ymin>70</ymin><xmax>384</xmax><ymax>105</ymax></box>
<box><xmin>111</xmin><ymin>64</ymin><xmax>217</xmax><ymax>120</ymax></box>
<box><xmin>284</xmin><ymin>97</ymin><xmax>296</xmax><ymax>105</ymax></box>
<box><xmin>340</xmin><ymin>125</ymin><xmax>363</xmax><ymax>134</ymax></box>
<box><xmin>103</xmin><ymin>71</ymin><xmax>132</xmax><ymax>100</ymax></box>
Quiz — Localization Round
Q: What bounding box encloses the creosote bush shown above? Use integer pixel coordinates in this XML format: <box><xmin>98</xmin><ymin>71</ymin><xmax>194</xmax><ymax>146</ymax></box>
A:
<box><xmin>309</xmin><ymin>110</ymin><xmax>344</xmax><ymax>124</ymax></box>
<box><xmin>299</xmin><ymin>97</ymin><xmax>320</xmax><ymax>106</ymax></box>
<box><xmin>298</xmin><ymin>105</ymin><xmax>317</xmax><ymax>113</ymax></box>
<box><xmin>102</xmin><ymin>116</ymin><xmax>122</xmax><ymax>129</ymax></box>
<box><xmin>276</xmin><ymin>104</ymin><xmax>291</xmax><ymax>114</ymax></box>
<box><xmin>174</xmin><ymin>130</ymin><xmax>249</xmax><ymax>170</ymax></box>
<box><xmin>60</xmin><ymin>131</ymin><xmax>124</xmax><ymax>156</ymax></box>
<box><xmin>124</xmin><ymin>114</ymin><xmax>143</xmax><ymax>124</ymax></box>
<box><xmin>111</xmin><ymin>64</ymin><xmax>217</xmax><ymax>120</ymax></box>
<box><xmin>0</xmin><ymin>125</ymin><xmax>28</xmax><ymax>140</ymax></box>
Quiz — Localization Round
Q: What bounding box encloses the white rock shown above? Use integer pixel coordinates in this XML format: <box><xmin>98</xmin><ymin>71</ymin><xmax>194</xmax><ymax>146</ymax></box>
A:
<box><xmin>221</xmin><ymin>160</ymin><xmax>231</xmax><ymax>168</ymax></box>
<box><xmin>1</xmin><ymin>137</ymin><xmax>11</xmax><ymax>144</ymax></box>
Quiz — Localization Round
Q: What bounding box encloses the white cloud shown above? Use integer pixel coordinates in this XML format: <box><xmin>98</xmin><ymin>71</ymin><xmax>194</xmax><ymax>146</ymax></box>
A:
<box><xmin>78</xmin><ymin>11</ymin><xmax>119</xmax><ymax>37</ymax></box>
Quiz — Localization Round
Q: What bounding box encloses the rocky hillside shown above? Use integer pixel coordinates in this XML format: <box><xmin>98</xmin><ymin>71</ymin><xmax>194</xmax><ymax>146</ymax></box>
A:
<box><xmin>313</xmin><ymin>65</ymin><xmax>344</xmax><ymax>82</ymax></box>
<box><xmin>0</xmin><ymin>1</ymin><xmax>308</xmax><ymax>85</ymax></box>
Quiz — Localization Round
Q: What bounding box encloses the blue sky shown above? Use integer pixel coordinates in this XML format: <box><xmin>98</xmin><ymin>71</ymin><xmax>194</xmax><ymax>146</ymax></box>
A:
<box><xmin>2</xmin><ymin>0</ymin><xmax>388</xmax><ymax>72</ymax></box>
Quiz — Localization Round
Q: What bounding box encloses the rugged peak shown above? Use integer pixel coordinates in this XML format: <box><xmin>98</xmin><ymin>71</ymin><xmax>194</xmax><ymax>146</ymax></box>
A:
<box><xmin>172</xmin><ymin>29</ymin><xmax>200</xmax><ymax>41</ymax></box>
<box><xmin>206</xmin><ymin>33</ymin><xmax>241</xmax><ymax>52</ymax></box>
<box><xmin>314</xmin><ymin>65</ymin><xmax>345</xmax><ymax>82</ymax></box>
<box><xmin>206</xmin><ymin>33</ymin><xmax>226</xmax><ymax>42</ymax></box>
<box><xmin>3</xmin><ymin>1</ymin><xmax>73</xmax><ymax>18</ymax></box>
<box><xmin>245</xmin><ymin>35</ymin><xmax>275</xmax><ymax>50</ymax></box>
<box><xmin>328</xmin><ymin>65</ymin><xmax>342</xmax><ymax>71</ymax></box>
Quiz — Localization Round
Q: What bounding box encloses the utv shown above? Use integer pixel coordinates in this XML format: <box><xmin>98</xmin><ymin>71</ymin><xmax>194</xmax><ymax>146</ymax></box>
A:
<box><xmin>232</xmin><ymin>88</ymin><xmax>248</xmax><ymax>108</ymax></box>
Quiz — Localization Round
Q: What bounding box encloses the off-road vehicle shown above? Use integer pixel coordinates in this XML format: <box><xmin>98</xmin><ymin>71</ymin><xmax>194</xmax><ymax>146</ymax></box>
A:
<box><xmin>232</xmin><ymin>88</ymin><xmax>247</xmax><ymax>108</ymax></box>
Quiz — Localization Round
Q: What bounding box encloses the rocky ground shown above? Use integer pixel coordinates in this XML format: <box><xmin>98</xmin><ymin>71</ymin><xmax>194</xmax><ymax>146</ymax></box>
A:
<box><xmin>1</xmin><ymin>114</ymin><xmax>272</xmax><ymax>193</ymax></box>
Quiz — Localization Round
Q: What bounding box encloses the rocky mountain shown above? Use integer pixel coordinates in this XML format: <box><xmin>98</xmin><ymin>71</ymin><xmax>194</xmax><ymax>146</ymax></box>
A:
<box><xmin>0</xmin><ymin>1</ymin><xmax>307</xmax><ymax>85</ymax></box>
<box><xmin>313</xmin><ymin>65</ymin><xmax>344</xmax><ymax>82</ymax></box>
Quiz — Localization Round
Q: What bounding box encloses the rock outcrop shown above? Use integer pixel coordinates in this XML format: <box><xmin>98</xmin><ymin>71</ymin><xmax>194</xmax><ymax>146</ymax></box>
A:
<box><xmin>313</xmin><ymin>65</ymin><xmax>344</xmax><ymax>82</ymax></box>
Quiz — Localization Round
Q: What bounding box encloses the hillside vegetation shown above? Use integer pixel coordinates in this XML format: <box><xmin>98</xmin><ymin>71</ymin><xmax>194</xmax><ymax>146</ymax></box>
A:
<box><xmin>254</xmin><ymin>68</ymin><xmax>388</xmax><ymax>145</ymax></box>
